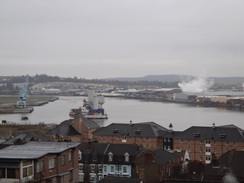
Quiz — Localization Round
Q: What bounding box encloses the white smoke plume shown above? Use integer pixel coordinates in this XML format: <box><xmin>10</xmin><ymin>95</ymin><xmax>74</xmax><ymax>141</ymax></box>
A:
<box><xmin>178</xmin><ymin>76</ymin><xmax>214</xmax><ymax>93</ymax></box>
<box><xmin>222</xmin><ymin>172</ymin><xmax>239</xmax><ymax>183</ymax></box>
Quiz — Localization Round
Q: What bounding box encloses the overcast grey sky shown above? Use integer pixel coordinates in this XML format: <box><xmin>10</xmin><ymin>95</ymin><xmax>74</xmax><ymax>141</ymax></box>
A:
<box><xmin>0</xmin><ymin>0</ymin><xmax>244</xmax><ymax>79</ymax></box>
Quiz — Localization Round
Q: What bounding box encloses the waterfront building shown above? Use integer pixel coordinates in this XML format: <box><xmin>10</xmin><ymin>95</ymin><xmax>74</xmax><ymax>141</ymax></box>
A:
<box><xmin>173</xmin><ymin>124</ymin><xmax>244</xmax><ymax>164</ymax></box>
<box><xmin>92</xmin><ymin>121</ymin><xmax>168</xmax><ymax>149</ymax></box>
<box><xmin>78</xmin><ymin>142</ymin><xmax>141</xmax><ymax>183</ymax></box>
<box><xmin>0</xmin><ymin>141</ymin><xmax>80</xmax><ymax>183</ymax></box>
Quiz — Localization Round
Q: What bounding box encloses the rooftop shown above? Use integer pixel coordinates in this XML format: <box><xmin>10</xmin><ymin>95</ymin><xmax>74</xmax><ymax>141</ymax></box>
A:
<box><xmin>93</xmin><ymin>122</ymin><xmax>167</xmax><ymax>137</ymax></box>
<box><xmin>175</xmin><ymin>125</ymin><xmax>244</xmax><ymax>141</ymax></box>
<box><xmin>0</xmin><ymin>141</ymin><xmax>80</xmax><ymax>160</ymax></box>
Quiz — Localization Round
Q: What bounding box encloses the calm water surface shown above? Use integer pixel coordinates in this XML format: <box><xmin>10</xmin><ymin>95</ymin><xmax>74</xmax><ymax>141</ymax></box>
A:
<box><xmin>1</xmin><ymin>96</ymin><xmax>244</xmax><ymax>131</ymax></box>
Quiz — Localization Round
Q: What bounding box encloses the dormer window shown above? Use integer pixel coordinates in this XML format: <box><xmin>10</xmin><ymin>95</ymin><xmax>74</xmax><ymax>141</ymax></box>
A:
<box><xmin>124</xmin><ymin>152</ymin><xmax>129</xmax><ymax>162</ymax></box>
<box><xmin>108</xmin><ymin>152</ymin><xmax>113</xmax><ymax>162</ymax></box>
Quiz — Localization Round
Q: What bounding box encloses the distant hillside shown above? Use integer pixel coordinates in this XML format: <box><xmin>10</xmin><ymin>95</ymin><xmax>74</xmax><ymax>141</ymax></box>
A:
<box><xmin>104</xmin><ymin>75</ymin><xmax>244</xmax><ymax>86</ymax></box>
<box><xmin>104</xmin><ymin>75</ymin><xmax>192</xmax><ymax>82</ymax></box>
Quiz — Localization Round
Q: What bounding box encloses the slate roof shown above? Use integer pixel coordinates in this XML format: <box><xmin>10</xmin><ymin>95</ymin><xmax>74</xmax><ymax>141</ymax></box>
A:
<box><xmin>152</xmin><ymin>148</ymin><xmax>180</xmax><ymax>166</ymax></box>
<box><xmin>82</xmin><ymin>118</ymin><xmax>100</xmax><ymax>129</ymax></box>
<box><xmin>0</xmin><ymin>141</ymin><xmax>80</xmax><ymax>160</ymax></box>
<box><xmin>175</xmin><ymin>125</ymin><xmax>244</xmax><ymax>142</ymax></box>
<box><xmin>93</xmin><ymin>122</ymin><xmax>167</xmax><ymax>138</ymax></box>
<box><xmin>78</xmin><ymin>143</ymin><xmax>140</xmax><ymax>164</ymax></box>
<box><xmin>98</xmin><ymin>176</ymin><xmax>142</xmax><ymax>183</ymax></box>
<box><xmin>4</xmin><ymin>131</ymin><xmax>52</xmax><ymax>145</ymax></box>
<box><xmin>47</xmin><ymin>124</ymin><xmax>81</xmax><ymax>136</ymax></box>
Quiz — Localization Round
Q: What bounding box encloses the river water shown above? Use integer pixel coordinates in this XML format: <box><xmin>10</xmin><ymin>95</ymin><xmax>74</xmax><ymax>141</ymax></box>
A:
<box><xmin>0</xmin><ymin>96</ymin><xmax>244</xmax><ymax>131</ymax></box>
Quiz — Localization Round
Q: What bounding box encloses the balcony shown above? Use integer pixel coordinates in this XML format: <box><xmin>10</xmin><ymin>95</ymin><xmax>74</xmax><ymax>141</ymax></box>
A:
<box><xmin>205</xmin><ymin>160</ymin><xmax>211</xmax><ymax>164</ymax></box>
<box><xmin>205</xmin><ymin>143</ymin><xmax>211</xmax><ymax>147</ymax></box>
<box><xmin>205</xmin><ymin>152</ymin><xmax>211</xmax><ymax>156</ymax></box>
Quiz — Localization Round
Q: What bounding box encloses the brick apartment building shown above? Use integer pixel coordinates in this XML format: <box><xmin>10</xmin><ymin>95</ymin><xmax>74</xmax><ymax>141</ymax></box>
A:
<box><xmin>0</xmin><ymin>141</ymin><xmax>80</xmax><ymax>183</ymax></box>
<box><xmin>173</xmin><ymin>124</ymin><xmax>244</xmax><ymax>164</ymax></box>
<box><xmin>92</xmin><ymin>121</ymin><xmax>168</xmax><ymax>149</ymax></box>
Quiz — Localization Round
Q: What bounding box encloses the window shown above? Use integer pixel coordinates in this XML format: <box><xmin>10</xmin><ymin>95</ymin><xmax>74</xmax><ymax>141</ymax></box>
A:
<box><xmin>90</xmin><ymin>164</ymin><xmax>95</xmax><ymax>173</ymax></box>
<box><xmin>49</xmin><ymin>158</ymin><xmax>55</xmax><ymax>169</ymax></box>
<box><xmin>199</xmin><ymin>147</ymin><xmax>202</xmax><ymax>152</ymax></box>
<box><xmin>104</xmin><ymin>165</ymin><xmax>107</xmax><ymax>173</ymax></box>
<box><xmin>78</xmin><ymin>151</ymin><xmax>82</xmax><ymax>160</ymax></box>
<box><xmin>79</xmin><ymin>163</ymin><xmax>83</xmax><ymax>172</ymax></box>
<box><xmin>205</xmin><ymin>138</ymin><xmax>210</xmax><ymax>144</ymax></box>
<box><xmin>111</xmin><ymin>165</ymin><xmax>115</xmax><ymax>173</ymax></box>
<box><xmin>90</xmin><ymin>173</ymin><xmax>96</xmax><ymax>183</ymax></box>
<box><xmin>180</xmin><ymin>139</ymin><xmax>184</xmax><ymax>143</ymax></box>
<box><xmin>188</xmin><ymin>146</ymin><xmax>191</xmax><ymax>152</ymax></box>
<box><xmin>69</xmin><ymin>170</ymin><xmax>73</xmax><ymax>181</ymax></box>
<box><xmin>61</xmin><ymin>155</ymin><xmax>65</xmax><ymax>166</ymax></box>
<box><xmin>23</xmin><ymin>161</ymin><xmax>33</xmax><ymax>178</ymax></box>
<box><xmin>36</xmin><ymin>161</ymin><xmax>43</xmax><ymax>173</ymax></box>
<box><xmin>68</xmin><ymin>151</ymin><xmax>73</xmax><ymax>161</ymax></box>
<box><xmin>234</xmin><ymin>141</ymin><xmax>237</xmax><ymax>146</ymax></box>
<box><xmin>124</xmin><ymin>152</ymin><xmax>129</xmax><ymax>162</ymax></box>
<box><xmin>226</xmin><ymin>141</ymin><xmax>229</xmax><ymax>145</ymax></box>
<box><xmin>98</xmin><ymin>165</ymin><xmax>102</xmax><ymax>173</ymax></box>
<box><xmin>206</xmin><ymin>156</ymin><xmax>211</xmax><ymax>161</ymax></box>
<box><xmin>122</xmin><ymin>136</ymin><xmax>127</xmax><ymax>142</ymax></box>
<box><xmin>199</xmin><ymin>155</ymin><xmax>203</xmax><ymax>161</ymax></box>
<box><xmin>79</xmin><ymin>172</ymin><xmax>84</xmax><ymax>182</ymax></box>
<box><xmin>122</xmin><ymin>166</ymin><xmax>127</xmax><ymax>174</ymax></box>
<box><xmin>200</xmin><ymin>140</ymin><xmax>203</xmax><ymax>144</ymax></box>
<box><xmin>206</xmin><ymin>148</ymin><xmax>211</xmax><ymax>153</ymax></box>
<box><xmin>108</xmin><ymin>152</ymin><xmax>113</xmax><ymax>162</ymax></box>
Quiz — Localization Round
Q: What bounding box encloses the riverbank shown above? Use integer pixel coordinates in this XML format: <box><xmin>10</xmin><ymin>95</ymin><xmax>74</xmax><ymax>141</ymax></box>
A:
<box><xmin>0</xmin><ymin>95</ymin><xmax>59</xmax><ymax>114</ymax></box>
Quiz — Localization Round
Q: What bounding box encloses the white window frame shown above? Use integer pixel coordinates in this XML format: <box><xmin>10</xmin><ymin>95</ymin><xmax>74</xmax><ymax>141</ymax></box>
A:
<box><xmin>36</xmin><ymin>160</ymin><xmax>43</xmax><ymax>173</ymax></box>
<box><xmin>49</xmin><ymin>157</ymin><xmax>55</xmax><ymax>169</ymax></box>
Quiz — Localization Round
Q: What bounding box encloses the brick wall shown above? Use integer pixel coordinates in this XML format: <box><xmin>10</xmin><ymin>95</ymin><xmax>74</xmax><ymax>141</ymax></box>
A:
<box><xmin>93</xmin><ymin>135</ymin><xmax>162</xmax><ymax>149</ymax></box>
<box><xmin>174</xmin><ymin>138</ymin><xmax>244</xmax><ymax>162</ymax></box>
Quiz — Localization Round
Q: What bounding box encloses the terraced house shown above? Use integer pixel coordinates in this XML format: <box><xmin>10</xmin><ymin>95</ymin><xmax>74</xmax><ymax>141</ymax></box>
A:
<box><xmin>173</xmin><ymin>124</ymin><xmax>244</xmax><ymax>164</ymax></box>
<box><xmin>78</xmin><ymin>143</ymin><xmax>141</xmax><ymax>183</ymax></box>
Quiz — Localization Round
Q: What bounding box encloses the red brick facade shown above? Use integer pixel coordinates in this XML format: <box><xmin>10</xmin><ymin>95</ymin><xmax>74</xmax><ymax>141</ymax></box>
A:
<box><xmin>93</xmin><ymin>135</ymin><xmax>162</xmax><ymax>149</ymax></box>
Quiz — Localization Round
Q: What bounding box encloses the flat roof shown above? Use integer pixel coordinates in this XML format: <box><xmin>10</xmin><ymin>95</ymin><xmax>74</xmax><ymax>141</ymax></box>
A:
<box><xmin>0</xmin><ymin>141</ymin><xmax>80</xmax><ymax>160</ymax></box>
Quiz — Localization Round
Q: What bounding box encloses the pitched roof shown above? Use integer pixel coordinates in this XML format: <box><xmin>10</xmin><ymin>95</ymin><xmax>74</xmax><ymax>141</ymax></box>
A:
<box><xmin>4</xmin><ymin>131</ymin><xmax>52</xmax><ymax>145</ymax></box>
<box><xmin>175</xmin><ymin>125</ymin><xmax>244</xmax><ymax>142</ymax></box>
<box><xmin>152</xmin><ymin>148</ymin><xmax>180</xmax><ymax>166</ymax></box>
<box><xmin>0</xmin><ymin>141</ymin><xmax>80</xmax><ymax>160</ymax></box>
<box><xmin>93</xmin><ymin>122</ymin><xmax>167</xmax><ymax>137</ymax></box>
<box><xmin>82</xmin><ymin>118</ymin><xmax>100</xmax><ymax>129</ymax></box>
<box><xmin>47</xmin><ymin>124</ymin><xmax>81</xmax><ymax>136</ymax></box>
<box><xmin>78</xmin><ymin>143</ymin><xmax>140</xmax><ymax>164</ymax></box>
